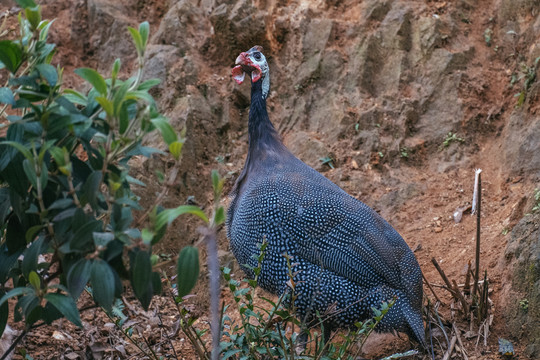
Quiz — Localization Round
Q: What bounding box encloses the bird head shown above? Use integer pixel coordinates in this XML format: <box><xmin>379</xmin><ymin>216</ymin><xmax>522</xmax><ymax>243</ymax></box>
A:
<box><xmin>232</xmin><ymin>46</ymin><xmax>268</xmax><ymax>85</ymax></box>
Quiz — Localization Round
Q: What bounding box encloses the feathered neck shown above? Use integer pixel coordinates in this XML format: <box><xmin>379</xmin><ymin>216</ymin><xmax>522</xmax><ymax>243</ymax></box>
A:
<box><xmin>247</xmin><ymin>79</ymin><xmax>285</xmax><ymax>157</ymax></box>
<box><xmin>230</xmin><ymin>78</ymin><xmax>288</xmax><ymax>196</ymax></box>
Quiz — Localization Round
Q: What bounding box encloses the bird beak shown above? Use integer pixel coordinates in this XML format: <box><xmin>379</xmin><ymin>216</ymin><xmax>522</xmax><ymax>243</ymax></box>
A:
<box><xmin>232</xmin><ymin>52</ymin><xmax>262</xmax><ymax>84</ymax></box>
<box><xmin>232</xmin><ymin>52</ymin><xmax>248</xmax><ymax>84</ymax></box>
<box><xmin>235</xmin><ymin>52</ymin><xmax>248</xmax><ymax>66</ymax></box>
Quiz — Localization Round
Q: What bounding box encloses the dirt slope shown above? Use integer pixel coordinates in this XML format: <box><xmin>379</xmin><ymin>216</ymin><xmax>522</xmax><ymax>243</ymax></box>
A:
<box><xmin>2</xmin><ymin>0</ymin><xmax>540</xmax><ymax>358</ymax></box>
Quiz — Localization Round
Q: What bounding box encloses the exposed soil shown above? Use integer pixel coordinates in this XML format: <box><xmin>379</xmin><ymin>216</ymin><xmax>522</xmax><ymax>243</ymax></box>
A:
<box><xmin>2</xmin><ymin>0</ymin><xmax>540</xmax><ymax>359</ymax></box>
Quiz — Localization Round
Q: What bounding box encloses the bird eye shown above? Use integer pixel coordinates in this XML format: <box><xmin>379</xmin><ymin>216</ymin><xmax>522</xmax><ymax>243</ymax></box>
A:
<box><xmin>253</xmin><ymin>52</ymin><xmax>262</xmax><ymax>61</ymax></box>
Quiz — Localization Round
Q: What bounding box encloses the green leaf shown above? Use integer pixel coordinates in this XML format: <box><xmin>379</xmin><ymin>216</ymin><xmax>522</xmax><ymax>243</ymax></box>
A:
<box><xmin>150</xmin><ymin>117</ymin><xmax>177</xmax><ymax>145</ymax></box>
<box><xmin>0</xmin><ymin>292</ymin><xmax>8</xmax><ymax>338</ymax></box>
<box><xmin>111</xmin><ymin>58</ymin><xmax>121</xmax><ymax>82</ymax></box>
<box><xmin>67</xmin><ymin>259</ymin><xmax>91</xmax><ymax>299</ymax></box>
<box><xmin>177</xmin><ymin>246</ymin><xmax>199</xmax><ymax>298</ymax></box>
<box><xmin>90</xmin><ymin>260</ymin><xmax>115</xmax><ymax>311</ymax></box>
<box><xmin>36</xmin><ymin>63</ymin><xmax>57</xmax><ymax>86</ymax></box>
<box><xmin>138</xmin><ymin>78</ymin><xmax>161</xmax><ymax>91</ymax></box>
<box><xmin>95</xmin><ymin>96</ymin><xmax>114</xmax><ymax>116</ymax></box>
<box><xmin>63</xmin><ymin>89</ymin><xmax>87</xmax><ymax>106</ymax></box>
<box><xmin>128</xmin><ymin>27</ymin><xmax>143</xmax><ymax>56</ymax></box>
<box><xmin>92</xmin><ymin>232</ymin><xmax>115</xmax><ymax>248</ymax></box>
<box><xmin>25</xmin><ymin>6</ymin><xmax>42</xmax><ymax>30</ymax></box>
<box><xmin>39</xmin><ymin>161</ymin><xmax>48</xmax><ymax>190</ymax></box>
<box><xmin>151</xmin><ymin>272</ymin><xmax>162</xmax><ymax>295</ymax></box>
<box><xmin>0</xmin><ymin>40</ymin><xmax>23</xmax><ymax>73</ymax></box>
<box><xmin>44</xmin><ymin>293</ymin><xmax>82</xmax><ymax>327</ymax></box>
<box><xmin>0</xmin><ymin>87</ymin><xmax>15</xmax><ymax>105</ymax></box>
<box><xmin>82</xmin><ymin>171</ymin><xmax>102</xmax><ymax>210</ymax></box>
<box><xmin>74</xmin><ymin>68</ymin><xmax>107</xmax><ymax>96</ymax></box>
<box><xmin>25</xmin><ymin>225</ymin><xmax>43</xmax><ymax>243</ymax></box>
<box><xmin>223</xmin><ymin>349</ymin><xmax>242</xmax><ymax>360</ymax></box>
<box><xmin>168</xmin><ymin>140</ymin><xmax>184</xmax><ymax>160</ymax></box>
<box><xmin>47</xmin><ymin>198</ymin><xmax>73</xmax><ymax>210</ymax></box>
<box><xmin>118</xmin><ymin>102</ymin><xmax>129</xmax><ymax>134</ymax></box>
<box><xmin>38</xmin><ymin>19</ymin><xmax>54</xmax><ymax>41</ymax></box>
<box><xmin>0</xmin><ymin>140</ymin><xmax>33</xmax><ymax>162</ymax></box>
<box><xmin>22</xmin><ymin>236</ymin><xmax>46</xmax><ymax>278</ymax></box>
<box><xmin>112</xmin><ymin>78</ymin><xmax>130</xmax><ymax>116</ymax></box>
<box><xmin>125</xmin><ymin>90</ymin><xmax>154</xmax><ymax>104</ymax></box>
<box><xmin>155</xmin><ymin>205</ymin><xmax>209</xmax><ymax>230</ymax></box>
<box><xmin>6</xmin><ymin>215</ymin><xmax>26</xmax><ymax>254</ymax></box>
<box><xmin>15</xmin><ymin>0</ymin><xmax>37</xmax><ymax>8</ymax></box>
<box><xmin>0</xmin><ymin>287</ymin><xmax>34</xmax><ymax>308</ymax></box>
<box><xmin>214</xmin><ymin>206</ymin><xmax>225</xmax><ymax>226</ymax></box>
<box><xmin>211</xmin><ymin>169</ymin><xmax>224</xmax><ymax>200</ymax></box>
<box><xmin>141</xmin><ymin>228</ymin><xmax>154</xmax><ymax>244</ymax></box>
<box><xmin>139</xmin><ymin>21</ymin><xmax>149</xmax><ymax>48</ymax></box>
<box><xmin>28</xmin><ymin>271</ymin><xmax>41</xmax><ymax>290</ymax></box>
<box><xmin>23</xmin><ymin>158</ymin><xmax>37</xmax><ymax>189</ymax></box>
<box><xmin>70</xmin><ymin>219</ymin><xmax>102</xmax><ymax>252</ymax></box>
<box><xmin>131</xmin><ymin>250</ymin><xmax>152</xmax><ymax>310</ymax></box>
<box><xmin>21</xmin><ymin>294</ymin><xmax>43</xmax><ymax>325</ymax></box>
<box><xmin>48</xmin><ymin>146</ymin><xmax>65</xmax><ymax>165</ymax></box>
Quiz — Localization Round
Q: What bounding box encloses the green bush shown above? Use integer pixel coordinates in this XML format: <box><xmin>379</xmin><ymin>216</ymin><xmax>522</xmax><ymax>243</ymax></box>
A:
<box><xmin>0</xmin><ymin>0</ymin><xmax>206</xmax><ymax>341</ymax></box>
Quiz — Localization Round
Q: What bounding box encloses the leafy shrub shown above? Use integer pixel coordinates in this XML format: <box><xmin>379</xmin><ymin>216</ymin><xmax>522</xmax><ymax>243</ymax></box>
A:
<box><xmin>0</xmin><ymin>0</ymin><xmax>206</xmax><ymax>341</ymax></box>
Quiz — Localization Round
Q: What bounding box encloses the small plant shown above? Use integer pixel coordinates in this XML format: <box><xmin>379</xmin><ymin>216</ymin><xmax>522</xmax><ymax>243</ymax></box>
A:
<box><xmin>519</xmin><ymin>298</ymin><xmax>529</xmax><ymax>312</ymax></box>
<box><xmin>320</xmin><ymin>156</ymin><xmax>335</xmax><ymax>169</ymax></box>
<box><xmin>514</xmin><ymin>57</ymin><xmax>540</xmax><ymax>107</ymax></box>
<box><xmin>378</xmin><ymin>151</ymin><xmax>384</xmax><ymax>158</ymax></box>
<box><xmin>400</xmin><ymin>147</ymin><xmax>410</xmax><ymax>159</ymax></box>
<box><xmin>441</xmin><ymin>132</ymin><xmax>464</xmax><ymax>148</ymax></box>
<box><xmin>483</xmin><ymin>28</ymin><xmax>493</xmax><ymax>46</ymax></box>
<box><xmin>532</xmin><ymin>188</ymin><xmax>540</xmax><ymax>213</ymax></box>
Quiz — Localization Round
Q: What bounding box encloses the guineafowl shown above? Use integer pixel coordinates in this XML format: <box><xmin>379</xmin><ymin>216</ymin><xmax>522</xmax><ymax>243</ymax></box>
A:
<box><xmin>227</xmin><ymin>46</ymin><xmax>426</xmax><ymax>349</ymax></box>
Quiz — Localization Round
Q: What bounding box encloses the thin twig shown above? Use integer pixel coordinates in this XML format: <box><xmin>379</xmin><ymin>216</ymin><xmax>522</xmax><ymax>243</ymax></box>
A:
<box><xmin>431</xmin><ymin>258</ymin><xmax>459</xmax><ymax>301</ymax></box>
<box><xmin>441</xmin><ymin>334</ymin><xmax>457</xmax><ymax>360</ymax></box>
<box><xmin>452</xmin><ymin>279</ymin><xmax>469</xmax><ymax>314</ymax></box>
<box><xmin>157</xmin><ymin>311</ymin><xmax>179</xmax><ymax>360</ymax></box>
<box><xmin>163</xmin><ymin>273</ymin><xmax>209</xmax><ymax>359</ymax></box>
<box><xmin>423</xmin><ymin>272</ymin><xmax>443</xmax><ymax>304</ymax></box>
<box><xmin>463</xmin><ymin>260</ymin><xmax>471</xmax><ymax>295</ymax></box>
<box><xmin>452</xmin><ymin>322</ymin><xmax>469</xmax><ymax>360</ymax></box>
<box><xmin>0</xmin><ymin>328</ymin><xmax>29</xmax><ymax>360</ymax></box>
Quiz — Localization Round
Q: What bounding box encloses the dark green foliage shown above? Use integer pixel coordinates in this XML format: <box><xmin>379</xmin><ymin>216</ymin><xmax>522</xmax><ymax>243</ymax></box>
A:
<box><xmin>177</xmin><ymin>246</ymin><xmax>200</xmax><ymax>298</ymax></box>
<box><xmin>0</xmin><ymin>5</ymin><xmax>202</xmax><ymax>338</ymax></box>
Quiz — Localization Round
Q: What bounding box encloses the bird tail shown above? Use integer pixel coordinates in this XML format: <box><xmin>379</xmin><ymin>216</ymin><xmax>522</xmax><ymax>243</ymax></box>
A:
<box><xmin>402</xmin><ymin>302</ymin><xmax>427</xmax><ymax>350</ymax></box>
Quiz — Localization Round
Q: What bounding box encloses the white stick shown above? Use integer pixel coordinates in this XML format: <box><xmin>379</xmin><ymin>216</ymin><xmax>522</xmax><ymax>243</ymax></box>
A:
<box><xmin>471</xmin><ymin>169</ymin><xmax>482</xmax><ymax>214</ymax></box>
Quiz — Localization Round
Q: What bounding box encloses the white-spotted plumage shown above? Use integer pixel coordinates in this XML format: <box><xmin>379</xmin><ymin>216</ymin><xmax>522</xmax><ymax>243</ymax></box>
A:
<box><xmin>228</xmin><ymin>46</ymin><xmax>426</xmax><ymax>349</ymax></box>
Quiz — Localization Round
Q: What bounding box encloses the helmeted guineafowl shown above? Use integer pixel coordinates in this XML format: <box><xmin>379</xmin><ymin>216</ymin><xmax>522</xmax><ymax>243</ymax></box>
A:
<box><xmin>227</xmin><ymin>46</ymin><xmax>426</xmax><ymax>349</ymax></box>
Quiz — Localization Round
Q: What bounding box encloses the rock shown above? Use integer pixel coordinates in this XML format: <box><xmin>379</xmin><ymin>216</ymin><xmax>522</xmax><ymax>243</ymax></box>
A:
<box><xmin>207</xmin><ymin>0</ymin><xmax>269</xmax><ymax>61</ymax></box>
<box><xmin>153</xmin><ymin>0</ymin><xmax>208</xmax><ymax>53</ymax></box>
<box><xmin>296</xmin><ymin>18</ymin><xmax>333</xmax><ymax>87</ymax></box>
<box><xmin>503</xmin><ymin>112</ymin><xmax>540</xmax><ymax>178</ymax></box>
<box><xmin>502</xmin><ymin>211</ymin><xmax>540</xmax><ymax>350</ymax></box>
<box><xmin>525</xmin><ymin>343</ymin><xmax>539</xmax><ymax>359</ymax></box>
<box><xmin>143</xmin><ymin>45</ymin><xmax>183</xmax><ymax>92</ymax></box>
<box><xmin>85</xmin><ymin>0</ymin><xmax>137</xmax><ymax>70</ymax></box>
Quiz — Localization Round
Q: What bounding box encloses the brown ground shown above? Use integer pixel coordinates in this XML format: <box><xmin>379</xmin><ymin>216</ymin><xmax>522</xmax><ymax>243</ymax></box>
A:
<box><xmin>1</xmin><ymin>0</ymin><xmax>539</xmax><ymax>359</ymax></box>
